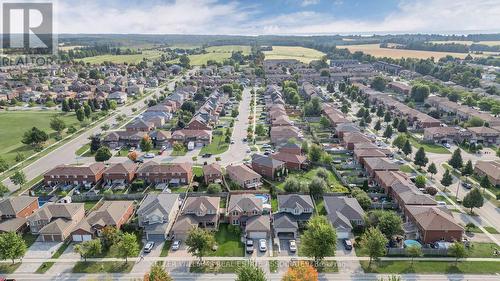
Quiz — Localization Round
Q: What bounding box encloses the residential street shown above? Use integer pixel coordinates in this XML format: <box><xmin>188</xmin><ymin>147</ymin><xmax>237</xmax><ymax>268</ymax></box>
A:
<box><xmin>1</xmin><ymin>80</ymin><xmax>178</xmax><ymax>193</ymax></box>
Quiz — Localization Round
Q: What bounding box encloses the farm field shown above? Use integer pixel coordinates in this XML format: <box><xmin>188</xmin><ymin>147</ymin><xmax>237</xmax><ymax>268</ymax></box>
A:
<box><xmin>170</xmin><ymin>45</ymin><xmax>251</xmax><ymax>66</ymax></box>
<box><xmin>429</xmin><ymin>40</ymin><xmax>500</xmax><ymax>46</ymax></box>
<box><xmin>264</xmin><ymin>46</ymin><xmax>325</xmax><ymax>63</ymax></box>
<box><xmin>0</xmin><ymin>111</ymin><xmax>81</xmax><ymax>165</ymax></box>
<box><xmin>79</xmin><ymin>50</ymin><xmax>163</xmax><ymax>64</ymax></box>
<box><xmin>340</xmin><ymin>44</ymin><xmax>490</xmax><ymax>59</ymax></box>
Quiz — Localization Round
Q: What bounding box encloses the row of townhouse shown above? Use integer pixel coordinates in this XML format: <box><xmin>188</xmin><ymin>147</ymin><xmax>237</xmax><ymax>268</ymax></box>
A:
<box><xmin>357</xmin><ymin>84</ymin><xmax>441</xmax><ymax>129</ymax></box>
<box><xmin>43</xmin><ymin>161</ymin><xmax>193</xmax><ymax>188</ymax></box>
<box><xmin>264</xmin><ymin>85</ymin><xmax>304</xmax><ymax>146</ymax></box>
<box><xmin>332</xmin><ymin>114</ymin><xmax>464</xmax><ymax>244</ymax></box>
<box><xmin>427</xmin><ymin>95</ymin><xmax>500</xmax><ymax>127</ymax></box>
<box><xmin>423</xmin><ymin>126</ymin><xmax>500</xmax><ymax>145</ymax></box>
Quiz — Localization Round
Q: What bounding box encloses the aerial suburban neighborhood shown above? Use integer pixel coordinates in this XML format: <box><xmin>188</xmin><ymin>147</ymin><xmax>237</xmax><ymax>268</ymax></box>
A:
<box><xmin>0</xmin><ymin>1</ymin><xmax>500</xmax><ymax>281</ymax></box>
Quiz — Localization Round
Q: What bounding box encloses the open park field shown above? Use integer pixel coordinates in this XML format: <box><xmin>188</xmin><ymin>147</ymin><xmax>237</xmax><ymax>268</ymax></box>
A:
<box><xmin>170</xmin><ymin>45</ymin><xmax>251</xmax><ymax>66</ymax></box>
<box><xmin>0</xmin><ymin>111</ymin><xmax>81</xmax><ymax>166</ymax></box>
<box><xmin>264</xmin><ymin>46</ymin><xmax>325</xmax><ymax>63</ymax></box>
<box><xmin>79</xmin><ymin>50</ymin><xmax>163</xmax><ymax>64</ymax></box>
<box><xmin>340</xmin><ymin>44</ymin><xmax>491</xmax><ymax>59</ymax></box>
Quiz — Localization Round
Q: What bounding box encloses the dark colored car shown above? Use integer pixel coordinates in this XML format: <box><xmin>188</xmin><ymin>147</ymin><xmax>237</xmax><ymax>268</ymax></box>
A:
<box><xmin>342</xmin><ymin>239</ymin><xmax>353</xmax><ymax>251</ymax></box>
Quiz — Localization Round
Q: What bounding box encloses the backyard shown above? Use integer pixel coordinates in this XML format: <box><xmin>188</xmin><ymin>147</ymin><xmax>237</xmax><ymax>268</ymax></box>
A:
<box><xmin>407</xmin><ymin>135</ymin><xmax>450</xmax><ymax>154</ymax></box>
<box><xmin>199</xmin><ymin>130</ymin><xmax>229</xmax><ymax>155</ymax></box>
<box><xmin>274</xmin><ymin>167</ymin><xmax>348</xmax><ymax>193</ymax></box>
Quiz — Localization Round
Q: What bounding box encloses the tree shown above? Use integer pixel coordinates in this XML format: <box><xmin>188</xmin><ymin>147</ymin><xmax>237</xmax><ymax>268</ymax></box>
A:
<box><xmin>146</xmin><ymin>262</ymin><xmax>173</xmax><ymax>281</ymax></box>
<box><xmin>89</xmin><ymin>135</ymin><xmax>101</xmax><ymax>153</ymax></box>
<box><xmin>0</xmin><ymin>183</ymin><xmax>9</xmax><ymax>197</ymax></box>
<box><xmin>94</xmin><ymin>146</ymin><xmax>112</xmax><ymax>162</ymax></box>
<box><xmin>479</xmin><ymin>175</ymin><xmax>491</xmax><ymax>189</ymax></box>
<box><xmin>427</xmin><ymin>163</ymin><xmax>437</xmax><ymax>179</ymax></box>
<box><xmin>0</xmin><ymin>232</ymin><xmax>26</xmax><ymax>264</ymax></box>
<box><xmin>462</xmin><ymin>188</ymin><xmax>484</xmax><ymax>213</ymax></box>
<box><xmin>282</xmin><ymin>262</ymin><xmax>318</xmax><ymax>281</ymax></box>
<box><xmin>462</xmin><ymin>160</ymin><xmax>473</xmax><ymax>177</ymax></box>
<box><xmin>448</xmin><ymin>242</ymin><xmax>467</xmax><ymax>266</ymax></box>
<box><xmin>255</xmin><ymin>124</ymin><xmax>266</xmax><ymax>136</ymax></box>
<box><xmin>76</xmin><ymin>108</ymin><xmax>85</xmax><ymax>122</ymax></box>
<box><xmin>74</xmin><ymin>239</ymin><xmax>102</xmax><ymax>261</ymax></box>
<box><xmin>360</xmin><ymin>227</ymin><xmax>388</xmax><ymax>268</ymax></box>
<box><xmin>448</xmin><ymin>149</ymin><xmax>463</xmax><ymax>169</ymax></box>
<box><xmin>371</xmin><ymin>76</ymin><xmax>386</xmax><ymax>91</ymax></box>
<box><xmin>383</xmin><ymin>125</ymin><xmax>393</xmax><ymax>139</ymax></box>
<box><xmin>354</xmin><ymin>191</ymin><xmax>372</xmax><ymax>210</ymax></box>
<box><xmin>83</xmin><ymin>104</ymin><xmax>91</xmax><ymax>118</ymax></box>
<box><xmin>392</xmin><ymin>135</ymin><xmax>407</xmax><ymax>151</ymax></box>
<box><xmin>440</xmin><ymin>169</ymin><xmax>453</xmax><ymax>187</ymax></box>
<box><xmin>300</xmin><ymin>216</ymin><xmax>336</xmax><ymax>265</ymax></box>
<box><xmin>413</xmin><ymin>147</ymin><xmax>428</xmax><ymax>168</ymax></box>
<box><xmin>140</xmin><ymin>135</ymin><xmax>153</xmax><ymax>152</ymax></box>
<box><xmin>406</xmin><ymin>245</ymin><xmax>422</xmax><ymax>267</ymax></box>
<box><xmin>236</xmin><ymin>263</ymin><xmax>267</xmax><ymax>281</ymax></box>
<box><xmin>426</xmin><ymin>186</ymin><xmax>438</xmax><ymax>196</ymax></box>
<box><xmin>117</xmin><ymin>232</ymin><xmax>139</xmax><ymax>263</ymax></box>
<box><xmin>410</xmin><ymin>84</ymin><xmax>430</xmax><ymax>102</ymax></box>
<box><xmin>61</xmin><ymin>99</ymin><xmax>70</xmax><ymax>112</ymax></box>
<box><xmin>415</xmin><ymin>175</ymin><xmax>426</xmax><ymax>189</ymax></box>
<box><xmin>9</xmin><ymin>170</ymin><xmax>26</xmax><ymax>189</ymax></box>
<box><xmin>101</xmin><ymin>226</ymin><xmax>121</xmax><ymax>249</ymax></box>
<box><xmin>185</xmin><ymin>228</ymin><xmax>215</xmax><ymax>262</ymax></box>
<box><xmin>402</xmin><ymin>140</ymin><xmax>412</xmax><ymax>156</ymax></box>
<box><xmin>319</xmin><ymin>116</ymin><xmax>330</xmax><ymax>128</ymax></box>
<box><xmin>397</xmin><ymin>119</ymin><xmax>407</xmax><ymax>133</ymax></box>
<box><xmin>50</xmin><ymin>117</ymin><xmax>66</xmax><ymax>136</ymax></box>
<box><xmin>374</xmin><ymin>120</ymin><xmax>381</xmax><ymax>131</ymax></box>
<box><xmin>376</xmin><ymin>106</ymin><xmax>385</xmax><ymax>117</ymax></box>
<box><xmin>21</xmin><ymin>127</ymin><xmax>49</xmax><ymax>148</ymax></box>
<box><xmin>308</xmin><ymin>177</ymin><xmax>327</xmax><ymax>199</ymax></box>
<box><xmin>0</xmin><ymin>157</ymin><xmax>8</xmax><ymax>173</ymax></box>
<box><xmin>179</xmin><ymin>54</ymin><xmax>190</xmax><ymax>68</ymax></box>
<box><xmin>359</xmin><ymin>118</ymin><xmax>366</xmax><ymax>127</ymax></box>
<box><xmin>284</xmin><ymin>177</ymin><xmax>304</xmax><ymax>193</ymax></box>
<box><xmin>301</xmin><ymin>141</ymin><xmax>309</xmax><ymax>154</ymax></box>
<box><xmin>308</xmin><ymin>144</ymin><xmax>323</xmax><ymax>163</ymax></box>
<box><xmin>181</xmin><ymin>101</ymin><xmax>196</xmax><ymax>114</ymax></box>
<box><xmin>383</xmin><ymin>111</ymin><xmax>392</xmax><ymax>123</ymax></box>
<box><xmin>207</xmin><ymin>183</ymin><xmax>222</xmax><ymax>194</ymax></box>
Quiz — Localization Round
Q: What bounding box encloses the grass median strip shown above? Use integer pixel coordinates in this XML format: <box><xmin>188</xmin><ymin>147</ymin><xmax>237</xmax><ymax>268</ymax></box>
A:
<box><xmin>72</xmin><ymin>261</ymin><xmax>134</xmax><ymax>273</ymax></box>
<box><xmin>361</xmin><ymin>261</ymin><xmax>500</xmax><ymax>274</ymax></box>
<box><xmin>0</xmin><ymin>263</ymin><xmax>21</xmax><ymax>274</ymax></box>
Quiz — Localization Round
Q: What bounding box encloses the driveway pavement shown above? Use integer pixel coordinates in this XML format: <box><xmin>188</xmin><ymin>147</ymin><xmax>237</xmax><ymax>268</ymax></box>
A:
<box><xmin>336</xmin><ymin>239</ymin><xmax>362</xmax><ymax>274</ymax></box>
<box><xmin>46</xmin><ymin>243</ymin><xmax>79</xmax><ymax>274</ymax></box>
<box><xmin>131</xmin><ymin>240</ymin><xmax>165</xmax><ymax>274</ymax></box>
<box><xmin>15</xmin><ymin>241</ymin><xmax>62</xmax><ymax>273</ymax></box>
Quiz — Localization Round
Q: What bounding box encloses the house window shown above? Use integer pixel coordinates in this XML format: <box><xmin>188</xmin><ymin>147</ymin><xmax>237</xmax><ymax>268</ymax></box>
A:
<box><xmin>232</xmin><ymin>211</ymin><xmax>238</xmax><ymax>216</ymax></box>
<box><xmin>293</xmin><ymin>208</ymin><xmax>300</xmax><ymax>215</ymax></box>
<box><xmin>252</xmin><ymin>210</ymin><xmax>258</xmax><ymax>215</ymax></box>
<box><xmin>232</xmin><ymin>220</ymin><xmax>239</xmax><ymax>225</ymax></box>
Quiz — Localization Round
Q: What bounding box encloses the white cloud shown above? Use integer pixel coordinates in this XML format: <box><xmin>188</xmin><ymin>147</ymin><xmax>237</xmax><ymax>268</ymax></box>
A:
<box><xmin>54</xmin><ymin>0</ymin><xmax>500</xmax><ymax>35</ymax></box>
<box><xmin>301</xmin><ymin>0</ymin><xmax>319</xmax><ymax>7</ymax></box>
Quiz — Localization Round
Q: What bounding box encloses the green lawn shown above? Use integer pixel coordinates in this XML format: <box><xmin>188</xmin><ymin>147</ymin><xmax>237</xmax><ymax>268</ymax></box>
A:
<box><xmin>314</xmin><ymin>197</ymin><xmax>327</xmax><ymax>215</ymax></box>
<box><xmin>399</xmin><ymin>165</ymin><xmax>416</xmax><ymax>174</ymax></box>
<box><xmin>171</xmin><ymin>149</ymin><xmax>187</xmax><ymax>156</ymax></box>
<box><xmin>192</xmin><ymin>166</ymin><xmax>203</xmax><ymax>177</ymax></box>
<box><xmin>281</xmin><ymin>167</ymin><xmax>348</xmax><ymax>193</ymax></box>
<box><xmin>263</xmin><ymin>46</ymin><xmax>326</xmax><ymax>63</ymax></box>
<box><xmin>200</xmin><ymin>132</ymin><xmax>229</xmax><ymax>155</ymax></box>
<box><xmin>75</xmin><ymin>143</ymin><xmax>93</xmax><ymax>156</ymax></box>
<box><xmin>72</xmin><ymin>261</ymin><xmax>134</xmax><ymax>273</ymax></box>
<box><xmin>83</xmin><ymin>201</ymin><xmax>99</xmax><ymax>211</ymax></box>
<box><xmin>0</xmin><ymin>263</ymin><xmax>21</xmax><ymax>274</ymax></box>
<box><xmin>271</xmin><ymin>198</ymin><xmax>278</xmax><ymax>212</ymax></box>
<box><xmin>0</xmin><ymin>111</ymin><xmax>81</xmax><ymax>166</ymax></box>
<box><xmin>207</xmin><ymin>224</ymin><xmax>244</xmax><ymax>257</ymax></box>
<box><xmin>408</xmin><ymin>136</ymin><xmax>451</xmax><ymax>154</ymax></box>
<box><xmin>36</xmin><ymin>262</ymin><xmax>54</xmax><ymax>274</ymax></box>
<box><xmin>79</xmin><ymin>50</ymin><xmax>162</xmax><ymax>64</ymax></box>
<box><xmin>269</xmin><ymin>260</ymin><xmax>278</xmax><ymax>273</ymax></box>
<box><xmin>23</xmin><ymin>233</ymin><xmax>38</xmax><ymax>248</ymax></box>
<box><xmin>467</xmin><ymin>242</ymin><xmax>500</xmax><ymax>258</ymax></box>
<box><xmin>484</xmin><ymin>226</ymin><xmax>499</xmax><ymax>234</ymax></box>
<box><xmin>160</xmin><ymin>241</ymin><xmax>172</xmax><ymax>257</ymax></box>
<box><xmin>361</xmin><ymin>261</ymin><xmax>500</xmax><ymax>274</ymax></box>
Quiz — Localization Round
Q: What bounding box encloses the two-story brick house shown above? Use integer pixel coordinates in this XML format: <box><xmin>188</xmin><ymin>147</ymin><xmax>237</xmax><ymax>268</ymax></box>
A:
<box><xmin>137</xmin><ymin>193</ymin><xmax>181</xmax><ymax>240</ymax></box>
<box><xmin>0</xmin><ymin>196</ymin><xmax>39</xmax><ymax>233</ymax></box>
<box><xmin>43</xmin><ymin>163</ymin><xmax>106</xmax><ymax>187</ymax></box>
<box><xmin>226</xmin><ymin>164</ymin><xmax>262</xmax><ymax>189</ymax></box>
<box><xmin>170</xmin><ymin>196</ymin><xmax>220</xmax><ymax>240</ymax></box>
<box><xmin>136</xmin><ymin>161</ymin><xmax>193</xmax><ymax>186</ymax></box>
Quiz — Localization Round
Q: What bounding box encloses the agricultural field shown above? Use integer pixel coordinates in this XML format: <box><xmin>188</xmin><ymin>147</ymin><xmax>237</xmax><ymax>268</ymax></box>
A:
<box><xmin>205</xmin><ymin>45</ymin><xmax>251</xmax><ymax>54</ymax></box>
<box><xmin>0</xmin><ymin>111</ymin><xmax>81</xmax><ymax>165</ymax></box>
<box><xmin>429</xmin><ymin>40</ymin><xmax>500</xmax><ymax>46</ymax></box>
<box><xmin>79</xmin><ymin>50</ymin><xmax>163</xmax><ymax>64</ymax></box>
<box><xmin>339</xmin><ymin>44</ymin><xmax>490</xmax><ymax>59</ymax></box>
<box><xmin>263</xmin><ymin>46</ymin><xmax>326</xmax><ymax>63</ymax></box>
<box><xmin>169</xmin><ymin>45</ymin><xmax>251</xmax><ymax>66</ymax></box>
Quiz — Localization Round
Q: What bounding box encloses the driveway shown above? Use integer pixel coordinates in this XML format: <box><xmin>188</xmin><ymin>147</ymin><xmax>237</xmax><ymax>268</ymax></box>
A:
<box><xmin>336</xmin><ymin>239</ymin><xmax>363</xmax><ymax>274</ymax></box>
<box><xmin>131</xmin><ymin>240</ymin><xmax>165</xmax><ymax>273</ymax></box>
<box><xmin>15</xmin><ymin>241</ymin><xmax>62</xmax><ymax>273</ymax></box>
<box><xmin>277</xmin><ymin>238</ymin><xmax>298</xmax><ymax>257</ymax></box>
<box><xmin>245</xmin><ymin>238</ymin><xmax>272</xmax><ymax>258</ymax></box>
<box><xmin>46</xmin><ymin>243</ymin><xmax>79</xmax><ymax>274</ymax></box>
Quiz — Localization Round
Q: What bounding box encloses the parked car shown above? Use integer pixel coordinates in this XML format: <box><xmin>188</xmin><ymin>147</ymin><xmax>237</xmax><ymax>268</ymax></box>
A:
<box><xmin>171</xmin><ymin>240</ymin><xmax>181</xmax><ymax>251</ymax></box>
<box><xmin>259</xmin><ymin>239</ymin><xmax>267</xmax><ymax>252</ymax></box>
<box><xmin>202</xmin><ymin>153</ymin><xmax>212</xmax><ymax>158</ymax></box>
<box><xmin>230</xmin><ymin>139</ymin><xmax>235</xmax><ymax>144</ymax></box>
<box><xmin>442</xmin><ymin>143</ymin><xmax>451</xmax><ymax>149</ymax></box>
<box><xmin>343</xmin><ymin>239</ymin><xmax>353</xmax><ymax>251</ymax></box>
<box><xmin>289</xmin><ymin>240</ymin><xmax>297</xmax><ymax>252</ymax></box>
<box><xmin>246</xmin><ymin>240</ymin><xmax>254</xmax><ymax>254</ymax></box>
<box><xmin>462</xmin><ymin>182</ymin><xmax>472</xmax><ymax>189</ymax></box>
<box><xmin>144</xmin><ymin>153</ymin><xmax>155</xmax><ymax>158</ymax></box>
<box><xmin>129</xmin><ymin>147</ymin><xmax>136</xmax><ymax>152</ymax></box>
<box><xmin>114</xmin><ymin>146</ymin><xmax>122</xmax><ymax>151</ymax></box>
<box><xmin>144</xmin><ymin>241</ymin><xmax>155</xmax><ymax>253</ymax></box>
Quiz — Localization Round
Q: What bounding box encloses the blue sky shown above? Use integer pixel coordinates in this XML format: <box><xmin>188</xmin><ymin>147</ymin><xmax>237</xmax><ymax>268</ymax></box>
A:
<box><xmin>55</xmin><ymin>0</ymin><xmax>500</xmax><ymax>34</ymax></box>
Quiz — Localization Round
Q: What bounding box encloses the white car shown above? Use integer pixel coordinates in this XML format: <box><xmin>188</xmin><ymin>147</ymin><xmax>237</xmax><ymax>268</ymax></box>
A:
<box><xmin>442</xmin><ymin>143</ymin><xmax>451</xmax><ymax>149</ymax></box>
<box><xmin>259</xmin><ymin>239</ymin><xmax>267</xmax><ymax>252</ymax></box>
<box><xmin>289</xmin><ymin>240</ymin><xmax>297</xmax><ymax>252</ymax></box>
<box><xmin>144</xmin><ymin>153</ymin><xmax>155</xmax><ymax>158</ymax></box>
<box><xmin>144</xmin><ymin>241</ymin><xmax>155</xmax><ymax>253</ymax></box>
<box><xmin>171</xmin><ymin>240</ymin><xmax>181</xmax><ymax>251</ymax></box>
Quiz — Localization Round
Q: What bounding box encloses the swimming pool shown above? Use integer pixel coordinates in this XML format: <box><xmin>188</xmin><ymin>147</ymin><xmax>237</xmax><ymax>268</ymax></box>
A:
<box><xmin>255</xmin><ymin>194</ymin><xmax>269</xmax><ymax>203</ymax></box>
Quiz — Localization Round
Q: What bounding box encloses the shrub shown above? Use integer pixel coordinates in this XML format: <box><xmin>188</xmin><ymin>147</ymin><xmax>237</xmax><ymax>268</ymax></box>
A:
<box><xmin>425</xmin><ymin>186</ymin><xmax>438</xmax><ymax>196</ymax></box>
<box><xmin>315</xmin><ymin>167</ymin><xmax>329</xmax><ymax>180</ymax></box>
<box><xmin>131</xmin><ymin>179</ymin><xmax>145</xmax><ymax>190</ymax></box>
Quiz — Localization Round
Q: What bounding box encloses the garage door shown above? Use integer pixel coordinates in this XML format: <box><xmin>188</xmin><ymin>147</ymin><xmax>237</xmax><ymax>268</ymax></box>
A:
<box><xmin>147</xmin><ymin>234</ymin><xmax>166</xmax><ymax>241</ymax></box>
<box><xmin>43</xmin><ymin>235</ymin><xmax>53</xmax><ymax>242</ymax></box>
<box><xmin>337</xmin><ymin>231</ymin><xmax>349</xmax><ymax>239</ymax></box>
<box><xmin>277</xmin><ymin>232</ymin><xmax>295</xmax><ymax>239</ymax></box>
<box><xmin>248</xmin><ymin>232</ymin><xmax>267</xmax><ymax>239</ymax></box>
<box><xmin>73</xmin><ymin>234</ymin><xmax>82</xmax><ymax>242</ymax></box>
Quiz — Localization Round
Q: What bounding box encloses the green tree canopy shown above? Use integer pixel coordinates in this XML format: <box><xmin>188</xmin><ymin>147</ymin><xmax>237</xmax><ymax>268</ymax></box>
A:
<box><xmin>94</xmin><ymin>146</ymin><xmax>112</xmax><ymax>162</ymax></box>
<box><xmin>462</xmin><ymin>188</ymin><xmax>484</xmax><ymax>213</ymax></box>
<box><xmin>301</xmin><ymin>216</ymin><xmax>337</xmax><ymax>264</ymax></box>
<box><xmin>413</xmin><ymin>147</ymin><xmax>428</xmax><ymax>167</ymax></box>
<box><xmin>0</xmin><ymin>232</ymin><xmax>26</xmax><ymax>264</ymax></box>
<box><xmin>360</xmin><ymin>227</ymin><xmax>388</xmax><ymax>268</ymax></box>
<box><xmin>236</xmin><ymin>263</ymin><xmax>267</xmax><ymax>281</ymax></box>
<box><xmin>185</xmin><ymin>228</ymin><xmax>215</xmax><ymax>262</ymax></box>
<box><xmin>448</xmin><ymin>148</ymin><xmax>463</xmax><ymax>169</ymax></box>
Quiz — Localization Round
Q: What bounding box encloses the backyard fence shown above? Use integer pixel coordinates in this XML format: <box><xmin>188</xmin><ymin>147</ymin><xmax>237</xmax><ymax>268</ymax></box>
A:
<box><xmin>387</xmin><ymin>247</ymin><xmax>448</xmax><ymax>256</ymax></box>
